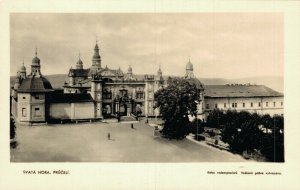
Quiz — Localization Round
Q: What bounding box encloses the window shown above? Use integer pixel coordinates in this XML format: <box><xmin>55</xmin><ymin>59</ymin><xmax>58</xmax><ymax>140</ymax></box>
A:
<box><xmin>224</xmin><ymin>103</ymin><xmax>226</xmax><ymax>108</ymax></box>
<box><xmin>232</xmin><ymin>103</ymin><xmax>237</xmax><ymax>108</ymax></box>
<box><xmin>258</xmin><ymin>102</ymin><xmax>261</xmax><ymax>107</ymax></box>
<box><xmin>232</xmin><ymin>103</ymin><xmax>234</xmax><ymax>108</ymax></box>
<box><xmin>103</xmin><ymin>89</ymin><xmax>112</xmax><ymax>99</ymax></box>
<box><xmin>273</xmin><ymin>102</ymin><xmax>276</xmax><ymax>107</ymax></box>
<box><xmin>136</xmin><ymin>92</ymin><xmax>144</xmax><ymax>99</ymax></box>
<box><xmin>215</xmin><ymin>104</ymin><xmax>218</xmax><ymax>109</ymax></box>
<box><xmin>34</xmin><ymin>107</ymin><xmax>41</xmax><ymax>116</ymax></box>
<box><xmin>206</xmin><ymin>104</ymin><xmax>209</xmax><ymax>109</ymax></box>
<box><xmin>35</xmin><ymin>95</ymin><xmax>39</xmax><ymax>99</ymax></box>
<box><xmin>242</xmin><ymin>103</ymin><xmax>245</xmax><ymax>108</ymax></box>
<box><xmin>250</xmin><ymin>102</ymin><xmax>253</xmax><ymax>107</ymax></box>
<box><xmin>22</xmin><ymin>97</ymin><xmax>26</xmax><ymax>99</ymax></box>
<box><xmin>22</xmin><ymin>108</ymin><xmax>26</xmax><ymax>117</ymax></box>
<box><xmin>281</xmin><ymin>102</ymin><xmax>283</xmax><ymax>106</ymax></box>
<box><xmin>266</xmin><ymin>102</ymin><xmax>268</xmax><ymax>107</ymax></box>
<box><xmin>235</xmin><ymin>103</ymin><xmax>237</xmax><ymax>108</ymax></box>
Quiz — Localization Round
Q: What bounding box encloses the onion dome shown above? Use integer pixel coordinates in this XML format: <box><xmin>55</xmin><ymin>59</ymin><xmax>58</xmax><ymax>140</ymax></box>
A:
<box><xmin>186</xmin><ymin>58</ymin><xmax>193</xmax><ymax>70</ymax></box>
<box><xmin>128</xmin><ymin>65</ymin><xmax>132</xmax><ymax>74</ymax></box>
<box><xmin>32</xmin><ymin>48</ymin><xmax>40</xmax><ymax>66</ymax></box>
<box><xmin>20</xmin><ymin>61</ymin><xmax>26</xmax><ymax>72</ymax></box>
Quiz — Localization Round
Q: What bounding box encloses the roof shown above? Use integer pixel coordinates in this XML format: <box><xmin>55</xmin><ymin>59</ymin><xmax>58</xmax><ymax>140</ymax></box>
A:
<box><xmin>32</xmin><ymin>57</ymin><xmax>40</xmax><ymax>65</ymax></box>
<box><xmin>18</xmin><ymin>76</ymin><xmax>54</xmax><ymax>92</ymax></box>
<box><xmin>187</xmin><ymin>78</ymin><xmax>204</xmax><ymax>90</ymax></box>
<box><xmin>186</xmin><ymin>60</ymin><xmax>193</xmax><ymax>70</ymax></box>
<box><xmin>49</xmin><ymin>93</ymin><xmax>94</xmax><ymax>103</ymax></box>
<box><xmin>204</xmin><ymin>85</ymin><xmax>284</xmax><ymax>98</ymax></box>
<box><xmin>69</xmin><ymin>69</ymin><xmax>90</xmax><ymax>77</ymax></box>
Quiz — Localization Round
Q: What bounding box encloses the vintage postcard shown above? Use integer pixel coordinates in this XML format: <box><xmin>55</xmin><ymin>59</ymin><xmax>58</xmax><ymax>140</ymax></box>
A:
<box><xmin>1</xmin><ymin>0</ymin><xmax>300</xmax><ymax>189</ymax></box>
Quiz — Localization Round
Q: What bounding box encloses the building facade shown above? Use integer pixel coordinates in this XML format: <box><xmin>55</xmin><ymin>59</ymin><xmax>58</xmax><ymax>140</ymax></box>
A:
<box><xmin>11</xmin><ymin>42</ymin><xmax>284</xmax><ymax>124</ymax></box>
<box><xmin>204</xmin><ymin>84</ymin><xmax>284</xmax><ymax>117</ymax></box>
<box><xmin>11</xmin><ymin>42</ymin><xmax>165</xmax><ymax>124</ymax></box>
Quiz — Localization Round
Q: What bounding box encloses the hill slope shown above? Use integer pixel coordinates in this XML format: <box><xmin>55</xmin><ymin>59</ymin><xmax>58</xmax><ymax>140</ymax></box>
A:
<box><xmin>10</xmin><ymin>74</ymin><xmax>283</xmax><ymax>93</ymax></box>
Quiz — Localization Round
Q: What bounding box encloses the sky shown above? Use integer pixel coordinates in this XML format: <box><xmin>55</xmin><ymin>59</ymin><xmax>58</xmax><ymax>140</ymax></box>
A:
<box><xmin>10</xmin><ymin>13</ymin><xmax>283</xmax><ymax>78</ymax></box>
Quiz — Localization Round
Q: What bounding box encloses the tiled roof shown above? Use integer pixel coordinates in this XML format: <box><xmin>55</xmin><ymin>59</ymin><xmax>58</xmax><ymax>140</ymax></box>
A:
<box><xmin>49</xmin><ymin>93</ymin><xmax>94</xmax><ymax>103</ymax></box>
<box><xmin>204</xmin><ymin>85</ymin><xmax>283</xmax><ymax>98</ymax></box>
<box><xmin>18</xmin><ymin>76</ymin><xmax>54</xmax><ymax>92</ymax></box>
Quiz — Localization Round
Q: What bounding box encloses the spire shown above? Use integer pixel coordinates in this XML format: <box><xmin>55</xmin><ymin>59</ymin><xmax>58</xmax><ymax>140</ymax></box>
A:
<box><xmin>35</xmin><ymin>47</ymin><xmax>38</xmax><ymax>57</ymax></box>
<box><xmin>94</xmin><ymin>40</ymin><xmax>99</xmax><ymax>50</ymax></box>
<box><xmin>76</xmin><ymin>51</ymin><xmax>83</xmax><ymax>69</ymax></box>
<box><xmin>92</xmin><ymin>40</ymin><xmax>101</xmax><ymax>68</ymax></box>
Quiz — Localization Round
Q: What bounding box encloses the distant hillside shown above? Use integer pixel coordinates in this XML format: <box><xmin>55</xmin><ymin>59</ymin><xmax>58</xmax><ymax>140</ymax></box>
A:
<box><xmin>10</xmin><ymin>74</ymin><xmax>283</xmax><ymax>93</ymax></box>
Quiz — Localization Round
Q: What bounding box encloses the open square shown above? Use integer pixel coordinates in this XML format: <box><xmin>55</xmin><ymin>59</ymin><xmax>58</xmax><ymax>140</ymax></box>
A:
<box><xmin>11</xmin><ymin>120</ymin><xmax>246</xmax><ymax>162</ymax></box>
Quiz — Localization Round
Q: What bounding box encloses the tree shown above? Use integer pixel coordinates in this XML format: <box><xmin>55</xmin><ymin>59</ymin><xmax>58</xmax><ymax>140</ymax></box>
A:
<box><xmin>206</xmin><ymin>109</ymin><xmax>225</xmax><ymax>128</ymax></box>
<box><xmin>154</xmin><ymin>78</ymin><xmax>201</xmax><ymax>139</ymax></box>
<box><xmin>10</xmin><ymin>117</ymin><xmax>16</xmax><ymax>140</ymax></box>
<box><xmin>220</xmin><ymin>111</ymin><xmax>263</xmax><ymax>153</ymax></box>
<box><xmin>261</xmin><ymin>115</ymin><xmax>284</xmax><ymax>162</ymax></box>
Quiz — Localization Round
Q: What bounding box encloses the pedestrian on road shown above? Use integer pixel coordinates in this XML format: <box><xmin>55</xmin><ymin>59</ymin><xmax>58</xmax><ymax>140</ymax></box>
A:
<box><xmin>108</xmin><ymin>132</ymin><xmax>110</xmax><ymax>140</ymax></box>
<box><xmin>131</xmin><ymin>123</ymin><xmax>135</xmax><ymax>129</ymax></box>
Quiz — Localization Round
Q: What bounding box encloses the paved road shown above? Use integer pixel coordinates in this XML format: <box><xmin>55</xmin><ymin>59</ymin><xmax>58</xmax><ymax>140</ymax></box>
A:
<box><xmin>11</xmin><ymin>121</ymin><xmax>247</xmax><ymax>162</ymax></box>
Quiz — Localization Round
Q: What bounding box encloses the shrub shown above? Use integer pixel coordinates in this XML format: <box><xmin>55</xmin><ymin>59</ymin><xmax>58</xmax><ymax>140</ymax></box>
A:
<box><xmin>10</xmin><ymin>117</ymin><xmax>16</xmax><ymax>140</ymax></box>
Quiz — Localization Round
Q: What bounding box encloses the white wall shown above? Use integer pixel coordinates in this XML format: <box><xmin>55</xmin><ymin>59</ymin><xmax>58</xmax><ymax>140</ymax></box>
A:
<box><xmin>50</xmin><ymin>103</ymin><xmax>71</xmax><ymax>119</ymax></box>
<box><xmin>73</xmin><ymin>102</ymin><xmax>94</xmax><ymax>119</ymax></box>
<box><xmin>204</xmin><ymin>96</ymin><xmax>284</xmax><ymax>116</ymax></box>
<box><xmin>17</xmin><ymin>93</ymin><xmax>31</xmax><ymax>122</ymax></box>
<box><xmin>50</xmin><ymin>102</ymin><xmax>94</xmax><ymax>120</ymax></box>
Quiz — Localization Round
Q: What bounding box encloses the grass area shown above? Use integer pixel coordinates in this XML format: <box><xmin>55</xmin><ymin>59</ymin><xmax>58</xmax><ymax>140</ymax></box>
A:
<box><xmin>11</xmin><ymin>119</ymin><xmax>247</xmax><ymax>162</ymax></box>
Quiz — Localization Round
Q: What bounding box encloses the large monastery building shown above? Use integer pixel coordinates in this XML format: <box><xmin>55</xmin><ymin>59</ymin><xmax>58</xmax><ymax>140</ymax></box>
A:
<box><xmin>11</xmin><ymin>42</ymin><xmax>284</xmax><ymax>125</ymax></box>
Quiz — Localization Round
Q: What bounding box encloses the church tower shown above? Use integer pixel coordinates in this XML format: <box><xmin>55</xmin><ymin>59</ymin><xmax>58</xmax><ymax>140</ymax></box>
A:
<box><xmin>185</xmin><ymin>58</ymin><xmax>194</xmax><ymax>79</ymax></box>
<box><xmin>91</xmin><ymin>41</ymin><xmax>101</xmax><ymax>71</ymax></box>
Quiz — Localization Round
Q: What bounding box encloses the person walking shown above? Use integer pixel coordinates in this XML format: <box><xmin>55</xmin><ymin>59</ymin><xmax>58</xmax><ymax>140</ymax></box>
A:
<box><xmin>108</xmin><ymin>132</ymin><xmax>110</xmax><ymax>140</ymax></box>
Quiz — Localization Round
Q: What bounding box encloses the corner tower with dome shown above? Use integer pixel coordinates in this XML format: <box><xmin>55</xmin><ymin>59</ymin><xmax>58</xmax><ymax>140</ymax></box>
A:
<box><xmin>11</xmin><ymin>49</ymin><xmax>54</xmax><ymax>124</ymax></box>
<box><xmin>184</xmin><ymin>58</ymin><xmax>205</xmax><ymax>120</ymax></box>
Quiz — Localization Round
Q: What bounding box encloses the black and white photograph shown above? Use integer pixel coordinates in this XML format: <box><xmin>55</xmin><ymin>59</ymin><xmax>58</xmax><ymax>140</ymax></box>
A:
<box><xmin>10</xmin><ymin>13</ymin><xmax>284</xmax><ymax>162</ymax></box>
<box><xmin>1</xmin><ymin>0</ymin><xmax>300</xmax><ymax>189</ymax></box>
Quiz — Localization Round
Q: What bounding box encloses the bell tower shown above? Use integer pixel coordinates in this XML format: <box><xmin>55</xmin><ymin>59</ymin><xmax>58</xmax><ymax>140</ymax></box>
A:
<box><xmin>92</xmin><ymin>41</ymin><xmax>101</xmax><ymax>68</ymax></box>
